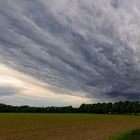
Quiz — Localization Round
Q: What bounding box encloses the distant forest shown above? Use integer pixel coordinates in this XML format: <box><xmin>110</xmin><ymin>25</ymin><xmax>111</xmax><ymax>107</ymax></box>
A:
<box><xmin>0</xmin><ymin>101</ymin><xmax>140</xmax><ymax>114</ymax></box>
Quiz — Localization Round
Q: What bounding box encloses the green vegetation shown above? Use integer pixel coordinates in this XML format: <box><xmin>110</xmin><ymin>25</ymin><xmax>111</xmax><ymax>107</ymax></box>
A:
<box><xmin>107</xmin><ymin>128</ymin><xmax>140</xmax><ymax>140</ymax></box>
<box><xmin>0</xmin><ymin>101</ymin><xmax>140</xmax><ymax>114</ymax></box>
<box><xmin>0</xmin><ymin>113</ymin><xmax>140</xmax><ymax>140</ymax></box>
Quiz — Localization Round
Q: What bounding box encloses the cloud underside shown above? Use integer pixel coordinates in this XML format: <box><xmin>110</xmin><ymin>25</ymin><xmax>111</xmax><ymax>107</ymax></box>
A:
<box><xmin>0</xmin><ymin>64</ymin><xmax>91</xmax><ymax>106</ymax></box>
<box><xmin>1</xmin><ymin>0</ymin><xmax>140</xmax><ymax>105</ymax></box>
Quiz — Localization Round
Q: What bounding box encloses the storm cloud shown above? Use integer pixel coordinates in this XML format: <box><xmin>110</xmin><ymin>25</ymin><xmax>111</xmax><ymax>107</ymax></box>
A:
<box><xmin>0</xmin><ymin>87</ymin><xmax>16</xmax><ymax>96</ymax></box>
<box><xmin>0</xmin><ymin>0</ymin><xmax>140</xmax><ymax>105</ymax></box>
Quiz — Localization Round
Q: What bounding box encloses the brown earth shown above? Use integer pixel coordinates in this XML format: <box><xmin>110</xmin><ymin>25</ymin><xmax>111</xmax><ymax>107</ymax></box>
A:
<box><xmin>0</xmin><ymin>113</ymin><xmax>140</xmax><ymax>140</ymax></box>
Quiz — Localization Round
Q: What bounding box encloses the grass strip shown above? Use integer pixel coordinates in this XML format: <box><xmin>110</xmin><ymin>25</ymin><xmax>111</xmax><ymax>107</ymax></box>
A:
<box><xmin>106</xmin><ymin>128</ymin><xmax>140</xmax><ymax>140</ymax></box>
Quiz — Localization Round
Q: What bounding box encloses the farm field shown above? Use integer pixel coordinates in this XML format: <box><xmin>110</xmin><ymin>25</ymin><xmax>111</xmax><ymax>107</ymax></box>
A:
<box><xmin>0</xmin><ymin>114</ymin><xmax>140</xmax><ymax>140</ymax></box>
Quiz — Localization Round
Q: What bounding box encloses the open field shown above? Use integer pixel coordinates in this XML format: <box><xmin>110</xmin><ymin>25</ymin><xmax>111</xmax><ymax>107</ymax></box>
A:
<box><xmin>0</xmin><ymin>114</ymin><xmax>140</xmax><ymax>140</ymax></box>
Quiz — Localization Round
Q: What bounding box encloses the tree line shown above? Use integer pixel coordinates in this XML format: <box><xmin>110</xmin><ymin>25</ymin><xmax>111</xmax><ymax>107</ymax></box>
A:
<box><xmin>0</xmin><ymin>101</ymin><xmax>140</xmax><ymax>114</ymax></box>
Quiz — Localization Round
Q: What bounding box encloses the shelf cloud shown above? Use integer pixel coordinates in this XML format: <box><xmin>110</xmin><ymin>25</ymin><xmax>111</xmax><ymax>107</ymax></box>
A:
<box><xmin>0</xmin><ymin>0</ymin><xmax>140</xmax><ymax>105</ymax></box>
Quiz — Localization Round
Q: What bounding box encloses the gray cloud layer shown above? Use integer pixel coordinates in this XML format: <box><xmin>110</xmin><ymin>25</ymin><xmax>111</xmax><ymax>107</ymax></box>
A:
<box><xmin>0</xmin><ymin>87</ymin><xmax>16</xmax><ymax>96</ymax></box>
<box><xmin>1</xmin><ymin>0</ymin><xmax>140</xmax><ymax>101</ymax></box>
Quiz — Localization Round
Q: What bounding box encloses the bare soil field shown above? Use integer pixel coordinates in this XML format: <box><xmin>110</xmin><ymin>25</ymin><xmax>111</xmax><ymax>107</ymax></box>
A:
<box><xmin>0</xmin><ymin>113</ymin><xmax>140</xmax><ymax>140</ymax></box>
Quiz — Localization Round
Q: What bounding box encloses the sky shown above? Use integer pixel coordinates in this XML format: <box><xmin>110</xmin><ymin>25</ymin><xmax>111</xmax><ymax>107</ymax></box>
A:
<box><xmin>0</xmin><ymin>0</ymin><xmax>140</xmax><ymax>107</ymax></box>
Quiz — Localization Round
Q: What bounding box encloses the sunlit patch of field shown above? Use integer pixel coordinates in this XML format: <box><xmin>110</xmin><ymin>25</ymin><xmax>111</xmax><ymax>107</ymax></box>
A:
<box><xmin>0</xmin><ymin>113</ymin><xmax>140</xmax><ymax>140</ymax></box>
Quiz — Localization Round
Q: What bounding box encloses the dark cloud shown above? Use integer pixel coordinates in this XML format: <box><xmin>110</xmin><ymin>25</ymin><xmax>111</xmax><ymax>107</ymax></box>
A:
<box><xmin>0</xmin><ymin>87</ymin><xmax>16</xmax><ymax>96</ymax></box>
<box><xmin>0</xmin><ymin>0</ymin><xmax>140</xmax><ymax>101</ymax></box>
<box><xmin>111</xmin><ymin>0</ymin><xmax>122</xmax><ymax>8</ymax></box>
